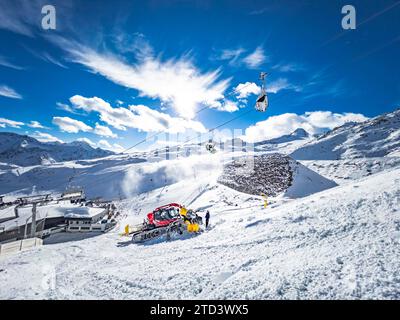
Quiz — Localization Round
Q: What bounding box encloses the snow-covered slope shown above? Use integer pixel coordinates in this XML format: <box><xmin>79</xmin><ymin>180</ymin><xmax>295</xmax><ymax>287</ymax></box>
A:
<box><xmin>0</xmin><ymin>132</ymin><xmax>114</xmax><ymax>166</ymax></box>
<box><xmin>300</xmin><ymin>157</ymin><xmax>400</xmax><ymax>185</ymax></box>
<box><xmin>1</xmin><ymin>164</ymin><xmax>399</xmax><ymax>299</ymax></box>
<box><xmin>291</xmin><ymin>109</ymin><xmax>400</xmax><ymax>160</ymax></box>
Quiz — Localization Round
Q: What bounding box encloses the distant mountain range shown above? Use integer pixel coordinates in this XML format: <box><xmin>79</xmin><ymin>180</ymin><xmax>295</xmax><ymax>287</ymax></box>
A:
<box><xmin>291</xmin><ymin>109</ymin><xmax>400</xmax><ymax>160</ymax></box>
<box><xmin>0</xmin><ymin>132</ymin><xmax>114</xmax><ymax>166</ymax></box>
<box><xmin>1</xmin><ymin>108</ymin><xmax>400</xmax><ymax>167</ymax></box>
<box><xmin>255</xmin><ymin>128</ymin><xmax>310</xmax><ymax>146</ymax></box>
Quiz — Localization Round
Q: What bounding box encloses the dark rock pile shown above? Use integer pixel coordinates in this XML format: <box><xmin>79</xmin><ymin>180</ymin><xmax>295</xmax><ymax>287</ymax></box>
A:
<box><xmin>218</xmin><ymin>154</ymin><xmax>293</xmax><ymax>197</ymax></box>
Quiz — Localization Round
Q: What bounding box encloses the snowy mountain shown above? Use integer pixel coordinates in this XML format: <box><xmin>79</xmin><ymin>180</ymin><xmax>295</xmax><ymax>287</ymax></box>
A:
<box><xmin>291</xmin><ymin>109</ymin><xmax>400</xmax><ymax>160</ymax></box>
<box><xmin>0</xmin><ymin>132</ymin><xmax>114</xmax><ymax>166</ymax></box>
<box><xmin>252</xmin><ymin>128</ymin><xmax>312</xmax><ymax>155</ymax></box>
<box><xmin>255</xmin><ymin>128</ymin><xmax>309</xmax><ymax>146</ymax></box>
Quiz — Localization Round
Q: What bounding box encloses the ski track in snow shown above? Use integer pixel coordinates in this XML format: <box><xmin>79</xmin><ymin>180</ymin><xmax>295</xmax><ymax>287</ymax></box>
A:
<box><xmin>1</xmin><ymin>166</ymin><xmax>400</xmax><ymax>299</ymax></box>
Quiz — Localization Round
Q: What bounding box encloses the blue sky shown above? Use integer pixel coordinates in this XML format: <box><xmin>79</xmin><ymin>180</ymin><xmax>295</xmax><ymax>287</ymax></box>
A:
<box><xmin>0</xmin><ymin>0</ymin><xmax>399</xmax><ymax>151</ymax></box>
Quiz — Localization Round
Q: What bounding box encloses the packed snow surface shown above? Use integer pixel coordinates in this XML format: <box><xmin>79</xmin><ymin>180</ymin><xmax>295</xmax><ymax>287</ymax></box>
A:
<box><xmin>1</xmin><ymin>166</ymin><xmax>399</xmax><ymax>299</ymax></box>
<box><xmin>1</xmin><ymin>111</ymin><xmax>400</xmax><ymax>299</ymax></box>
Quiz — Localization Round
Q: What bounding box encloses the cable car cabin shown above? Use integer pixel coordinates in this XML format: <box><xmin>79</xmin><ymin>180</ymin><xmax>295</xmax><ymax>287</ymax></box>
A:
<box><xmin>205</xmin><ymin>141</ymin><xmax>217</xmax><ymax>154</ymax></box>
<box><xmin>255</xmin><ymin>92</ymin><xmax>268</xmax><ymax>112</ymax></box>
<box><xmin>255</xmin><ymin>72</ymin><xmax>269</xmax><ymax>112</ymax></box>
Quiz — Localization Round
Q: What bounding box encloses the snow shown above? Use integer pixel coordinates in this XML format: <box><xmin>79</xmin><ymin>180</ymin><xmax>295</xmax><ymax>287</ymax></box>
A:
<box><xmin>1</xmin><ymin>111</ymin><xmax>400</xmax><ymax>299</ymax></box>
<box><xmin>284</xmin><ymin>161</ymin><xmax>337</xmax><ymax>198</ymax></box>
<box><xmin>0</xmin><ymin>132</ymin><xmax>114</xmax><ymax>167</ymax></box>
<box><xmin>291</xmin><ymin>109</ymin><xmax>400</xmax><ymax>160</ymax></box>
<box><xmin>0</xmin><ymin>164</ymin><xmax>399</xmax><ymax>299</ymax></box>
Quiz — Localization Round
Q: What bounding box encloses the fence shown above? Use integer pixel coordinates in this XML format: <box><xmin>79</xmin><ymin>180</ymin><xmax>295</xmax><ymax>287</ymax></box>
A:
<box><xmin>0</xmin><ymin>237</ymin><xmax>43</xmax><ymax>257</ymax></box>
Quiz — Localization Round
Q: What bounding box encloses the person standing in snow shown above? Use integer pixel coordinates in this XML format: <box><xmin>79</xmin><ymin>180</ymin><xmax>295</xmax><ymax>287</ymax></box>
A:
<box><xmin>205</xmin><ymin>210</ymin><xmax>210</xmax><ymax>228</ymax></box>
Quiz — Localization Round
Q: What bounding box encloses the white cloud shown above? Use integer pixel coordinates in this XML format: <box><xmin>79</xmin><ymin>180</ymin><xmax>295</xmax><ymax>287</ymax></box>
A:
<box><xmin>56</xmin><ymin>102</ymin><xmax>85</xmax><ymax>115</ymax></box>
<box><xmin>0</xmin><ymin>85</ymin><xmax>22</xmax><ymax>99</ymax></box>
<box><xmin>243</xmin><ymin>47</ymin><xmax>267</xmax><ymax>69</ymax></box>
<box><xmin>31</xmin><ymin>132</ymin><xmax>64</xmax><ymax>143</ymax></box>
<box><xmin>76</xmin><ymin>137</ymin><xmax>97</xmax><ymax>147</ymax></box>
<box><xmin>215</xmin><ymin>48</ymin><xmax>246</xmax><ymax>66</ymax></box>
<box><xmin>80</xmin><ymin>138</ymin><xmax>124</xmax><ymax>152</ymax></box>
<box><xmin>111</xmin><ymin>143</ymin><xmax>125</xmax><ymax>153</ymax></box>
<box><xmin>94</xmin><ymin>123</ymin><xmax>118</xmax><ymax>138</ymax></box>
<box><xmin>272</xmin><ymin>62</ymin><xmax>304</xmax><ymax>73</ymax></box>
<box><xmin>0</xmin><ymin>0</ymin><xmax>36</xmax><ymax>36</ymax></box>
<box><xmin>243</xmin><ymin>111</ymin><xmax>369</xmax><ymax>143</ymax></box>
<box><xmin>0</xmin><ymin>56</ymin><xmax>24</xmax><ymax>70</ymax></box>
<box><xmin>97</xmin><ymin>139</ymin><xmax>124</xmax><ymax>152</ymax></box>
<box><xmin>267</xmin><ymin>78</ymin><xmax>302</xmax><ymax>94</ymax></box>
<box><xmin>69</xmin><ymin>95</ymin><xmax>207</xmax><ymax>134</ymax></box>
<box><xmin>213</xmin><ymin>100</ymin><xmax>241</xmax><ymax>112</ymax></box>
<box><xmin>54</xmin><ymin>38</ymin><xmax>230</xmax><ymax>119</ymax></box>
<box><xmin>27</xmin><ymin>121</ymin><xmax>45</xmax><ymax>129</ymax></box>
<box><xmin>52</xmin><ymin>116</ymin><xmax>92</xmax><ymax>134</ymax></box>
<box><xmin>0</xmin><ymin>117</ymin><xmax>24</xmax><ymax>128</ymax></box>
<box><xmin>234</xmin><ymin>82</ymin><xmax>261</xmax><ymax>99</ymax></box>
<box><xmin>33</xmin><ymin>51</ymin><xmax>68</xmax><ymax>69</ymax></box>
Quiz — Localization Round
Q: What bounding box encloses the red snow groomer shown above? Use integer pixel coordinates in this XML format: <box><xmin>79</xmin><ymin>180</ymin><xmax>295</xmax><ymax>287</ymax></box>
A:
<box><xmin>131</xmin><ymin>203</ymin><xmax>202</xmax><ymax>243</ymax></box>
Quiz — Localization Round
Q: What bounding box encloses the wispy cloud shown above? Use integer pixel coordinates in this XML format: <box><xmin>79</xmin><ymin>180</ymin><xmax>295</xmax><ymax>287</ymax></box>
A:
<box><xmin>56</xmin><ymin>102</ymin><xmax>85</xmax><ymax>115</ymax></box>
<box><xmin>214</xmin><ymin>48</ymin><xmax>246</xmax><ymax>66</ymax></box>
<box><xmin>27</xmin><ymin>121</ymin><xmax>46</xmax><ymax>129</ymax></box>
<box><xmin>243</xmin><ymin>46</ymin><xmax>267</xmax><ymax>69</ymax></box>
<box><xmin>0</xmin><ymin>117</ymin><xmax>25</xmax><ymax>128</ymax></box>
<box><xmin>52</xmin><ymin>37</ymin><xmax>230</xmax><ymax>119</ymax></box>
<box><xmin>0</xmin><ymin>0</ymin><xmax>75</xmax><ymax>37</ymax></box>
<box><xmin>243</xmin><ymin>111</ymin><xmax>368</xmax><ymax>142</ymax></box>
<box><xmin>36</xmin><ymin>51</ymin><xmax>68</xmax><ymax>69</ymax></box>
<box><xmin>77</xmin><ymin>137</ymin><xmax>123</xmax><ymax>152</ymax></box>
<box><xmin>69</xmin><ymin>95</ymin><xmax>207</xmax><ymax>134</ymax></box>
<box><xmin>0</xmin><ymin>85</ymin><xmax>23</xmax><ymax>99</ymax></box>
<box><xmin>31</xmin><ymin>131</ymin><xmax>64</xmax><ymax>143</ymax></box>
<box><xmin>267</xmin><ymin>78</ymin><xmax>302</xmax><ymax>94</ymax></box>
<box><xmin>77</xmin><ymin>137</ymin><xmax>97</xmax><ymax>147</ymax></box>
<box><xmin>0</xmin><ymin>0</ymin><xmax>38</xmax><ymax>37</ymax></box>
<box><xmin>215</xmin><ymin>46</ymin><xmax>268</xmax><ymax>70</ymax></box>
<box><xmin>93</xmin><ymin>123</ymin><xmax>118</xmax><ymax>138</ymax></box>
<box><xmin>0</xmin><ymin>56</ymin><xmax>24</xmax><ymax>70</ymax></box>
<box><xmin>272</xmin><ymin>62</ymin><xmax>305</xmax><ymax>73</ymax></box>
<box><xmin>97</xmin><ymin>139</ymin><xmax>125</xmax><ymax>153</ymax></box>
<box><xmin>52</xmin><ymin>116</ymin><xmax>92</xmax><ymax>134</ymax></box>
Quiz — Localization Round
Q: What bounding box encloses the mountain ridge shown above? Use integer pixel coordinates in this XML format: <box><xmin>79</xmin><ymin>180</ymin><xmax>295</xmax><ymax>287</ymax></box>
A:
<box><xmin>0</xmin><ymin>132</ymin><xmax>114</xmax><ymax>166</ymax></box>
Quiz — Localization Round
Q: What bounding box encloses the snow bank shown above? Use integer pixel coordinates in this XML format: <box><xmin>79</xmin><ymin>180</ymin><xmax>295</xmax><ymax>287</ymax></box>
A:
<box><xmin>1</xmin><ymin>164</ymin><xmax>399</xmax><ymax>299</ymax></box>
<box><xmin>285</xmin><ymin>161</ymin><xmax>338</xmax><ymax>198</ymax></box>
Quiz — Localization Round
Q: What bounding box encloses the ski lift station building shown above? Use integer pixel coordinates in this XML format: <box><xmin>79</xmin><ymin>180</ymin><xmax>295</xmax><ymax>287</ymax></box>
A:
<box><xmin>64</xmin><ymin>206</ymin><xmax>114</xmax><ymax>232</ymax></box>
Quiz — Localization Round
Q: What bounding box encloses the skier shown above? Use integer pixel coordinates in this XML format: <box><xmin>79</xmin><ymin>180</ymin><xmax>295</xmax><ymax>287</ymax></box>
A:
<box><xmin>205</xmin><ymin>210</ymin><xmax>210</xmax><ymax>228</ymax></box>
